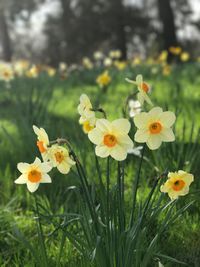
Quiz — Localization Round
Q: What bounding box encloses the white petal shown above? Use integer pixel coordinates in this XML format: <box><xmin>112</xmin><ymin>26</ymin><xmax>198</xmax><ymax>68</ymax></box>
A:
<box><xmin>41</xmin><ymin>174</ymin><xmax>52</xmax><ymax>183</ymax></box>
<box><xmin>136</xmin><ymin>74</ymin><xmax>143</xmax><ymax>85</ymax></box>
<box><xmin>137</xmin><ymin>92</ymin><xmax>144</xmax><ymax>105</ymax></box>
<box><xmin>96</xmin><ymin>119</ymin><xmax>111</xmax><ymax>133</ymax></box>
<box><xmin>110</xmin><ymin>145</ymin><xmax>127</xmax><ymax>161</ymax></box>
<box><xmin>17</xmin><ymin>162</ymin><xmax>30</xmax><ymax>173</ymax></box>
<box><xmin>33</xmin><ymin>157</ymin><xmax>42</xmax><ymax>165</ymax></box>
<box><xmin>117</xmin><ymin>134</ymin><xmax>133</xmax><ymax>149</ymax></box>
<box><xmin>15</xmin><ymin>174</ymin><xmax>27</xmax><ymax>184</ymax></box>
<box><xmin>95</xmin><ymin>145</ymin><xmax>110</xmax><ymax>158</ymax></box>
<box><xmin>134</xmin><ymin>129</ymin><xmax>149</xmax><ymax>143</ymax></box>
<box><xmin>146</xmin><ymin>135</ymin><xmax>162</xmax><ymax>150</ymax></box>
<box><xmin>134</xmin><ymin>112</ymin><xmax>149</xmax><ymax>129</ymax></box>
<box><xmin>27</xmin><ymin>182</ymin><xmax>39</xmax><ymax>193</ymax></box>
<box><xmin>149</xmin><ymin>107</ymin><xmax>163</xmax><ymax>116</ymax></box>
<box><xmin>57</xmin><ymin>162</ymin><xmax>70</xmax><ymax>174</ymax></box>
<box><xmin>160</xmin><ymin>111</ymin><xmax>176</xmax><ymax>127</ymax></box>
<box><xmin>88</xmin><ymin>128</ymin><xmax>103</xmax><ymax>145</ymax></box>
<box><xmin>40</xmin><ymin>162</ymin><xmax>52</xmax><ymax>173</ymax></box>
<box><xmin>161</xmin><ymin>128</ymin><xmax>175</xmax><ymax>142</ymax></box>
<box><xmin>111</xmin><ymin>119</ymin><xmax>131</xmax><ymax>134</ymax></box>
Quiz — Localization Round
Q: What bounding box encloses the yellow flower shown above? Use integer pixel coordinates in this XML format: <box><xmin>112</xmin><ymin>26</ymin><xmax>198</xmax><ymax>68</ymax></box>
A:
<box><xmin>33</xmin><ymin>125</ymin><xmax>50</xmax><ymax>161</ymax></box>
<box><xmin>132</xmin><ymin>56</ymin><xmax>141</xmax><ymax>65</ymax></box>
<box><xmin>109</xmin><ymin>50</ymin><xmax>122</xmax><ymax>59</ymax></box>
<box><xmin>180</xmin><ymin>52</ymin><xmax>190</xmax><ymax>62</ymax></box>
<box><xmin>13</xmin><ymin>60</ymin><xmax>30</xmax><ymax>76</ymax></box>
<box><xmin>162</xmin><ymin>64</ymin><xmax>171</xmax><ymax>76</ymax></box>
<box><xmin>169</xmin><ymin>46</ymin><xmax>182</xmax><ymax>55</ymax></box>
<box><xmin>134</xmin><ymin>107</ymin><xmax>176</xmax><ymax>150</ymax></box>
<box><xmin>126</xmin><ymin>74</ymin><xmax>153</xmax><ymax>106</ymax></box>
<box><xmin>46</xmin><ymin>67</ymin><xmax>56</xmax><ymax>77</ymax></box>
<box><xmin>48</xmin><ymin>145</ymin><xmax>75</xmax><ymax>174</ymax></box>
<box><xmin>82</xmin><ymin>57</ymin><xmax>93</xmax><ymax>69</ymax></box>
<box><xmin>0</xmin><ymin>68</ymin><xmax>14</xmax><ymax>82</ymax></box>
<box><xmin>160</xmin><ymin>171</ymin><xmax>194</xmax><ymax>200</ymax></box>
<box><xmin>114</xmin><ymin>60</ymin><xmax>127</xmax><ymax>70</ymax></box>
<box><xmin>82</xmin><ymin>119</ymin><xmax>96</xmax><ymax>134</ymax></box>
<box><xmin>96</xmin><ymin>71</ymin><xmax>111</xmax><ymax>88</ymax></box>
<box><xmin>88</xmin><ymin>118</ymin><xmax>133</xmax><ymax>161</ymax></box>
<box><xmin>15</xmin><ymin>157</ymin><xmax>52</xmax><ymax>192</ymax></box>
<box><xmin>26</xmin><ymin>65</ymin><xmax>39</xmax><ymax>78</ymax></box>
<box><xmin>158</xmin><ymin>50</ymin><xmax>168</xmax><ymax>63</ymax></box>
<box><xmin>77</xmin><ymin>94</ymin><xmax>95</xmax><ymax>124</ymax></box>
<box><xmin>93</xmin><ymin>51</ymin><xmax>104</xmax><ymax>60</ymax></box>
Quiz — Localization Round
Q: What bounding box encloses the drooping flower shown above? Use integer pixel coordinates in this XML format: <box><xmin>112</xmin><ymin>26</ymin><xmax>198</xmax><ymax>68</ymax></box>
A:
<box><xmin>82</xmin><ymin>57</ymin><xmax>93</xmax><ymax>69</ymax></box>
<box><xmin>160</xmin><ymin>170</ymin><xmax>194</xmax><ymax>200</ymax></box>
<box><xmin>96</xmin><ymin>70</ymin><xmax>111</xmax><ymax>88</ymax></box>
<box><xmin>126</xmin><ymin>74</ymin><xmax>153</xmax><ymax>106</ymax></box>
<box><xmin>128</xmin><ymin>99</ymin><xmax>142</xmax><ymax>118</ymax></box>
<box><xmin>48</xmin><ymin>145</ymin><xmax>75</xmax><ymax>174</ymax></box>
<box><xmin>33</xmin><ymin>125</ymin><xmax>50</xmax><ymax>161</ymax></box>
<box><xmin>15</xmin><ymin>157</ymin><xmax>52</xmax><ymax>193</ymax></box>
<box><xmin>88</xmin><ymin>118</ymin><xmax>133</xmax><ymax>161</ymax></box>
<box><xmin>78</xmin><ymin>94</ymin><xmax>95</xmax><ymax>123</ymax></box>
<box><xmin>134</xmin><ymin>107</ymin><xmax>176</xmax><ymax>150</ymax></box>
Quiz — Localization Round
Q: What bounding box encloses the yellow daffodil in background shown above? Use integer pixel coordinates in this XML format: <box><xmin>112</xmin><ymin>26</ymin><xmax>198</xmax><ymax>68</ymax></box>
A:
<box><xmin>126</xmin><ymin>74</ymin><xmax>153</xmax><ymax>106</ymax></box>
<box><xmin>13</xmin><ymin>60</ymin><xmax>30</xmax><ymax>76</ymax></box>
<box><xmin>96</xmin><ymin>70</ymin><xmax>111</xmax><ymax>88</ymax></box>
<box><xmin>48</xmin><ymin>145</ymin><xmax>75</xmax><ymax>174</ymax></box>
<box><xmin>0</xmin><ymin>67</ymin><xmax>14</xmax><ymax>82</ymax></box>
<box><xmin>33</xmin><ymin>125</ymin><xmax>50</xmax><ymax>161</ymax></box>
<box><xmin>162</xmin><ymin>64</ymin><xmax>171</xmax><ymax>76</ymax></box>
<box><xmin>46</xmin><ymin>67</ymin><xmax>56</xmax><ymax>77</ymax></box>
<box><xmin>82</xmin><ymin>57</ymin><xmax>93</xmax><ymax>69</ymax></box>
<box><xmin>103</xmin><ymin>57</ymin><xmax>112</xmax><ymax>67</ymax></box>
<box><xmin>158</xmin><ymin>50</ymin><xmax>168</xmax><ymax>63</ymax></box>
<box><xmin>132</xmin><ymin>56</ymin><xmax>141</xmax><ymax>65</ymax></box>
<box><xmin>128</xmin><ymin>99</ymin><xmax>142</xmax><ymax>118</ymax></box>
<box><xmin>114</xmin><ymin>60</ymin><xmax>127</xmax><ymax>70</ymax></box>
<box><xmin>160</xmin><ymin>170</ymin><xmax>194</xmax><ymax>200</ymax></box>
<box><xmin>78</xmin><ymin>94</ymin><xmax>95</xmax><ymax>124</ymax></box>
<box><xmin>82</xmin><ymin>118</ymin><xmax>96</xmax><ymax>134</ymax></box>
<box><xmin>26</xmin><ymin>65</ymin><xmax>39</xmax><ymax>78</ymax></box>
<box><xmin>88</xmin><ymin>118</ymin><xmax>133</xmax><ymax>161</ymax></box>
<box><xmin>134</xmin><ymin>107</ymin><xmax>176</xmax><ymax>150</ymax></box>
<box><xmin>180</xmin><ymin>52</ymin><xmax>190</xmax><ymax>62</ymax></box>
<box><xmin>15</xmin><ymin>157</ymin><xmax>52</xmax><ymax>192</ymax></box>
<box><xmin>59</xmin><ymin>62</ymin><xmax>67</xmax><ymax>72</ymax></box>
<box><xmin>109</xmin><ymin>50</ymin><xmax>122</xmax><ymax>59</ymax></box>
<box><xmin>169</xmin><ymin>46</ymin><xmax>182</xmax><ymax>55</ymax></box>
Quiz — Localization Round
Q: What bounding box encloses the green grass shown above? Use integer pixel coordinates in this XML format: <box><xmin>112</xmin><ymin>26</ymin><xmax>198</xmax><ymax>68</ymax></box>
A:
<box><xmin>0</xmin><ymin>63</ymin><xmax>200</xmax><ymax>266</ymax></box>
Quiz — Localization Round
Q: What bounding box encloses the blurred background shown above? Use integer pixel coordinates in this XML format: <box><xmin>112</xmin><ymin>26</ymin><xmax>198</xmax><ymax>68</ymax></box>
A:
<box><xmin>0</xmin><ymin>0</ymin><xmax>200</xmax><ymax>65</ymax></box>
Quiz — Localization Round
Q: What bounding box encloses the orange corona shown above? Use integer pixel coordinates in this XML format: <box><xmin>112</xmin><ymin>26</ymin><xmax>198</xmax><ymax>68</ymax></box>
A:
<box><xmin>103</xmin><ymin>134</ymin><xmax>117</xmax><ymax>147</ymax></box>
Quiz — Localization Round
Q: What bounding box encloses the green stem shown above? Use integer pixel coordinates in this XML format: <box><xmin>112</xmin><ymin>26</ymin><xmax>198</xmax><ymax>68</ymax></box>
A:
<box><xmin>129</xmin><ymin>144</ymin><xmax>146</xmax><ymax>227</ymax></box>
<box><xmin>34</xmin><ymin>194</ymin><xmax>48</xmax><ymax>267</ymax></box>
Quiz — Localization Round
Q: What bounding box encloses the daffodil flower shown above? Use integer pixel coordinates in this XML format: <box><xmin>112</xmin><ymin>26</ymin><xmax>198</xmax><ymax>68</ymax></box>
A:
<box><xmin>134</xmin><ymin>107</ymin><xmax>176</xmax><ymax>150</ymax></box>
<box><xmin>33</xmin><ymin>125</ymin><xmax>50</xmax><ymax>161</ymax></box>
<box><xmin>88</xmin><ymin>118</ymin><xmax>133</xmax><ymax>161</ymax></box>
<box><xmin>160</xmin><ymin>171</ymin><xmax>194</xmax><ymax>200</ymax></box>
<box><xmin>15</xmin><ymin>157</ymin><xmax>52</xmax><ymax>193</ymax></box>
<box><xmin>78</xmin><ymin>94</ymin><xmax>95</xmax><ymax>124</ymax></box>
<box><xmin>126</xmin><ymin>74</ymin><xmax>153</xmax><ymax>106</ymax></box>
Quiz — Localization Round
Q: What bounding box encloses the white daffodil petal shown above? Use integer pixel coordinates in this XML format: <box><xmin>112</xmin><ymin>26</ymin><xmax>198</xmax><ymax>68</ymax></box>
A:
<box><xmin>41</xmin><ymin>162</ymin><xmax>52</xmax><ymax>173</ymax></box>
<box><xmin>57</xmin><ymin>162</ymin><xmax>70</xmax><ymax>174</ymax></box>
<box><xmin>15</xmin><ymin>174</ymin><xmax>27</xmax><ymax>184</ymax></box>
<box><xmin>134</xmin><ymin>113</ymin><xmax>149</xmax><ymax>128</ymax></box>
<box><xmin>149</xmin><ymin>107</ymin><xmax>163</xmax><ymax>116</ymax></box>
<box><xmin>27</xmin><ymin>182</ymin><xmax>39</xmax><ymax>193</ymax></box>
<box><xmin>147</xmin><ymin>135</ymin><xmax>162</xmax><ymax>150</ymax></box>
<box><xmin>41</xmin><ymin>174</ymin><xmax>52</xmax><ymax>183</ymax></box>
<box><xmin>117</xmin><ymin>134</ymin><xmax>133</xmax><ymax>149</ymax></box>
<box><xmin>110</xmin><ymin>145</ymin><xmax>127</xmax><ymax>161</ymax></box>
<box><xmin>88</xmin><ymin>128</ymin><xmax>103</xmax><ymax>145</ymax></box>
<box><xmin>161</xmin><ymin>128</ymin><xmax>175</xmax><ymax>142</ymax></box>
<box><xmin>134</xmin><ymin>129</ymin><xmax>149</xmax><ymax>143</ymax></box>
<box><xmin>95</xmin><ymin>145</ymin><xmax>110</xmax><ymax>158</ymax></box>
<box><xmin>96</xmin><ymin>119</ymin><xmax>111</xmax><ymax>132</ymax></box>
<box><xmin>112</xmin><ymin>119</ymin><xmax>131</xmax><ymax>134</ymax></box>
<box><xmin>17</xmin><ymin>163</ymin><xmax>30</xmax><ymax>173</ymax></box>
<box><xmin>160</xmin><ymin>111</ymin><xmax>176</xmax><ymax>127</ymax></box>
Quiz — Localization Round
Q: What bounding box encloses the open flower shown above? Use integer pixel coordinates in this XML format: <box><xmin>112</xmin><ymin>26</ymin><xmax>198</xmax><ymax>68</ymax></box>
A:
<box><xmin>128</xmin><ymin>99</ymin><xmax>142</xmax><ymax>117</ymax></box>
<box><xmin>160</xmin><ymin>171</ymin><xmax>194</xmax><ymax>200</ymax></box>
<box><xmin>78</xmin><ymin>94</ymin><xmax>95</xmax><ymax>124</ymax></box>
<box><xmin>134</xmin><ymin>107</ymin><xmax>176</xmax><ymax>150</ymax></box>
<box><xmin>96</xmin><ymin>71</ymin><xmax>111</xmax><ymax>88</ymax></box>
<box><xmin>15</xmin><ymin>157</ymin><xmax>52</xmax><ymax>193</ymax></box>
<box><xmin>82</xmin><ymin>117</ymin><xmax>96</xmax><ymax>134</ymax></box>
<box><xmin>48</xmin><ymin>145</ymin><xmax>75</xmax><ymax>174</ymax></box>
<box><xmin>126</xmin><ymin>74</ymin><xmax>153</xmax><ymax>106</ymax></box>
<box><xmin>33</xmin><ymin>125</ymin><xmax>50</xmax><ymax>161</ymax></box>
<box><xmin>88</xmin><ymin>118</ymin><xmax>133</xmax><ymax>161</ymax></box>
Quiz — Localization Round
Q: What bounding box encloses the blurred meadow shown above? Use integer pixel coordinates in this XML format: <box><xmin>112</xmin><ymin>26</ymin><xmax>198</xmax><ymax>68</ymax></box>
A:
<box><xmin>0</xmin><ymin>0</ymin><xmax>200</xmax><ymax>267</ymax></box>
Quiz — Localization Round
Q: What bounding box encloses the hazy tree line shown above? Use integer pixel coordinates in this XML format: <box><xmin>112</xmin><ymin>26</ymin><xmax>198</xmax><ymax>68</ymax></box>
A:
<box><xmin>0</xmin><ymin>0</ymin><xmax>198</xmax><ymax>65</ymax></box>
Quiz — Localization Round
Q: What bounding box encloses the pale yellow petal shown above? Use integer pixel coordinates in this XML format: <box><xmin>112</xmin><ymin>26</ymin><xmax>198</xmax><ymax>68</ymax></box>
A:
<box><xmin>111</xmin><ymin>119</ymin><xmax>131</xmax><ymax>134</ymax></box>
<box><xmin>160</xmin><ymin>111</ymin><xmax>176</xmax><ymax>127</ymax></box>
<box><xmin>134</xmin><ymin>113</ymin><xmax>149</xmax><ymax>129</ymax></box>
<box><xmin>17</xmin><ymin>162</ymin><xmax>30</xmax><ymax>173</ymax></box>
<box><xmin>41</xmin><ymin>174</ymin><xmax>52</xmax><ymax>183</ymax></box>
<box><xmin>134</xmin><ymin>129</ymin><xmax>149</xmax><ymax>143</ymax></box>
<box><xmin>161</xmin><ymin>128</ymin><xmax>175</xmax><ymax>142</ymax></box>
<box><xmin>88</xmin><ymin>128</ymin><xmax>103</xmax><ymax>145</ymax></box>
<box><xmin>110</xmin><ymin>145</ymin><xmax>127</xmax><ymax>161</ymax></box>
<box><xmin>117</xmin><ymin>134</ymin><xmax>133</xmax><ymax>149</ymax></box>
<box><xmin>146</xmin><ymin>135</ymin><xmax>162</xmax><ymax>150</ymax></box>
<box><xmin>96</xmin><ymin>119</ymin><xmax>111</xmax><ymax>133</ymax></box>
<box><xmin>15</xmin><ymin>174</ymin><xmax>27</xmax><ymax>184</ymax></box>
<box><xmin>27</xmin><ymin>182</ymin><xmax>39</xmax><ymax>193</ymax></box>
<box><xmin>95</xmin><ymin>145</ymin><xmax>110</xmax><ymax>158</ymax></box>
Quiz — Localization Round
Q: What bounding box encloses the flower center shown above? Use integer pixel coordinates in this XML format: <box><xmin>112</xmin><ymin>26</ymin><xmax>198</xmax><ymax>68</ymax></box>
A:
<box><xmin>172</xmin><ymin>179</ymin><xmax>185</xmax><ymax>191</ymax></box>
<box><xmin>37</xmin><ymin>141</ymin><xmax>46</xmax><ymax>153</ymax></box>
<box><xmin>83</xmin><ymin>121</ymin><xmax>94</xmax><ymax>133</ymax></box>
<box><xmin>28</xmin><ymin>169</ymin><xmax>42</xmax><ymax>183</ymax></box>
<box><xmin>55</xmin><ymin>151</ymin><xmax>64</xmax><ymax>163</ymax></box>
<box><xmin>104</xmin><ymin>134</ymin><xmax>117</xmax><ymax>147</ymax></box>
<box><xmin>149</xmin><ymin>122</ymin><xmax>162</xmax><ymax>134</ymax></box>
<box><xmin>140</xmin><ymin>82</ymin><xmax>150</xmax><ymax>93</ymax></box>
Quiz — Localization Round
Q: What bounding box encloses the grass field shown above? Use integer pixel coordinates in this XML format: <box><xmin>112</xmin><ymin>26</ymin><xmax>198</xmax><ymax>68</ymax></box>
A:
<box><xmin>0</xmin><ymin>62</ymin><xmax>200</xmax><ymax>266</ymax></box>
